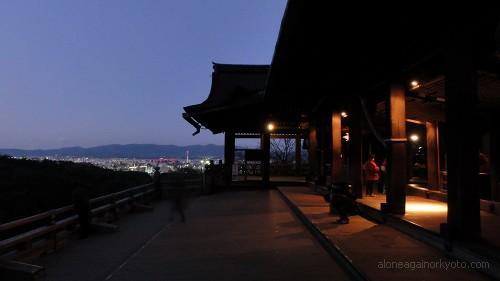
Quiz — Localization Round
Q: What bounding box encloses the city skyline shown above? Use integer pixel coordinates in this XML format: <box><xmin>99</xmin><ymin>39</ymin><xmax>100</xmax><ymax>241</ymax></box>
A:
<box><xmin>0</xmin><ymin>1</ymin><xmax>286</xmax><ymax>149</ymax></box>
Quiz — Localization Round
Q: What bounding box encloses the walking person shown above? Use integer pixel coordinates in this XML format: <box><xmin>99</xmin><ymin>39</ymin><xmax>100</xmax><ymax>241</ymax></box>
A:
<box><xmin>363</xmin><ymin>154</ymin><xmax>380</xmax><ymax>197</ymax></box>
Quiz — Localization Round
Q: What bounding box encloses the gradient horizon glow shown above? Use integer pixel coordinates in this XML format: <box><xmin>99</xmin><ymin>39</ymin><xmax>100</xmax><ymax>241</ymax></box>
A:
<box><xmin>0</xmin><ymin>1</ymin><xmax>286</xmax><ymax>149</ymax></box>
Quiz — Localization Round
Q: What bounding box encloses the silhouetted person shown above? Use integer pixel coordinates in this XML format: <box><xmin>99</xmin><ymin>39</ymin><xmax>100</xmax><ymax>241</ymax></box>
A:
<box><xmin>168</xmin><ymin>172</ymin><xmax>187</xmax><ymax>222</ymax></box>
<box><xmin>329</xmin><ymin>183</ymin><xmax>357</xmax><ymax>224</ymax></box>
<box><xmin>153</xmin><ymin>166</ymin><xmax>162</xmax><ymax>199</ymax></box>
<box><xmin>72</xmin><ymin>186</ymin><xmax>91</xmax><ymax>239</ymax></box>
<box><xmin>379</xmin><ymin>158</ymin><xmax>387</xmax><ymax>194</ymax></box>
<box><xmin>363</xmin><ymin>154</ymin><xmax>380</xmax><ymax>196</ymax></box>
<box><xmin>204</xmin><ymin>160</ymin><xmax>215</xmax><ymax>194</ymax></box>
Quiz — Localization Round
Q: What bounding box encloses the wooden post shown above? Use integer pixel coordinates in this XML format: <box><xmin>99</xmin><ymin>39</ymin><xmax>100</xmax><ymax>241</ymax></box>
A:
<box><xmin>308</xmin><ymin>123</ymin><xmax>318</xmax><ymax>181</ymax></box>
<box><xmin>317</xmin><ymin>118</ymin><xmax>327</xmax><ymax>184</ymax></box>
<box><xmin>331</xmin><ymin>112</ymin><xmax>342</xmax><ymax>182</ymax></box>
<box><xmin>261</xmin><ymin>132</ymin><xmax>270</xmax><ymax>188</ymax></box>
<box><xmin>384</xmin><ymin>83</ymin><xmax>407</xmax><ymax>215</ymax></box>
<box><xmin>224</xmin><ymin>131</ymin><xmax>235</xmax><ymax>187</ymax></box>
<box><xmin>295</xmin><ymin>134</ymin><xmax>302</xmax><ymax>175</ymax></box>
<box><xmin>426</xmin><ymin>121</ymin><xmax>440</xmax><ymax>190</ymax></box>
<box><xmin>443</xmin><ymin>24</ymin><xmax>481</xmax><ymax>240</ymax></box>
<box><xmin>349</xmin><ymin>102</ymin><xmax>363</xmax><ymax>198</ymax></box>
<box><xmin>491</xmin><ymin>129</ymin><xmax>500</xmax><ymax>201</ymax></box>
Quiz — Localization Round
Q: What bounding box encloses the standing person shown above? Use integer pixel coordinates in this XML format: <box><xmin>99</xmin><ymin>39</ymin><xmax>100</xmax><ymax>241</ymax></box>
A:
<box><xmin>168</xmin><ymin>172</ymin><xmax>187</xmax><ymax>222</ymax></box>
<box><xmin>72</xmin><ymin>186</ymin><xmax>91</xmax><ymax>239</ymax></box>
<box><xmin>379</xmin><ymin>158</ymin><xmax>387</xmax><ymax>194</ymax></box>
<box><xmin>329</xmin><ymin>183</ymin><xmax>357</xmax><ymax>224</ymax></box>
<box><xmin>204</xmin><ymin>160</ymin><xmax>215</xmax><ymax>194</ymax></box>
<box><xmin>363</xmin><ymin>154</ymin><xmax>380</xmax><ymax>197</ymax></box>
<box><xmin>153</xmin><ymin>166</ymin><xmax>162</xmax><ymax>199</ymax></box>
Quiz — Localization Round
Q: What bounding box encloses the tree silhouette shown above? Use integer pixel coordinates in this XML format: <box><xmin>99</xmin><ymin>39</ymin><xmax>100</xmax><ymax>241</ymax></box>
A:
<box><xmin>270</xmin><ymin>138</ymin><xmax>294</xmax><ymax>163</ymax></box>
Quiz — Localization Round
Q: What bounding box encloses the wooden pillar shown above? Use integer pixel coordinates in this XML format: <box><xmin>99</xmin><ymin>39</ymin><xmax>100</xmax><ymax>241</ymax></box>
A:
<box><xmin>295</xmin><ymin>134</ymin><xmax>302</xmax><ymax>174</ymax></box>
<box><xmin>308</xmin><ymin>123</ymin><xmax>318</xmax><ymax>181</ymax></box>
<box><xmin>224</xmin><ymin>131</ymin><xmax>235</xmax><ymax>187</ymax></box>
<box><xmin>317</xmin><ymin>118</ymin><xmax>327</xmax><ymax>184</ymax></box>
<box><xmin>261</xmin><ymin>132</ymin><xmax>270</xmax><ymax>188</ymax></box>
<box><xmin>349</xmin><ymin>102</ymin><xmax>363</xmax><ymax>198</ymax></box>
<box><xmin>426</xmin><ymin>121</ymin><xmax>440</xmax><ymax>190</ymax></box>
<box><xmin>384</xmin><ymin>83</ymin><xmax>407</xmax><ymax>214</ymax></box>
<box><xmin>331</xmin><ymin>112</ymin><xmax>342</xmax><ymax>182</ymax></box>
<box><xmin>443</xmin><ymin>24</ymin><xmax>480</xmax><ymax>240</ymax></box>
<box><xmin>491</xmin><ymin>129</ymin><xmax>500</xmax><ymax>201</ymax></box>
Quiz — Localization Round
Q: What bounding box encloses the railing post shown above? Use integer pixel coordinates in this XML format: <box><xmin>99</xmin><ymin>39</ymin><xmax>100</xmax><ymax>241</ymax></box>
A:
<box><xmin>109</xmin><ymin>195</ymin><xmax>118</xmax><ymax>222</ymax></box>
<box><xmin>0</xmin><ymin>183</ymin><xmax>161</xmax><ymax>260</ymax></box>
<box><xmin>49</xmin><ymin>212</ymin><xmax>57</xmax><ymax>252</ymax></box>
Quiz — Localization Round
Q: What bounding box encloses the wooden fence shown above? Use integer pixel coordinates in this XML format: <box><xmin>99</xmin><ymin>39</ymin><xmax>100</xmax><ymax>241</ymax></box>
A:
<box><xmin>0</xmin><ymin>183</ymin><xmax>156</xmax><ymax>260</ymax></box>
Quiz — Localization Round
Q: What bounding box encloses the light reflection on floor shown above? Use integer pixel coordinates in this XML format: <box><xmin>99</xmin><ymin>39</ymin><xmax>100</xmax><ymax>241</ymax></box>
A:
<box><xmin>405</xmin><ymin>202</ymin><xmax>448</xmax><ymax>213</ymax></box>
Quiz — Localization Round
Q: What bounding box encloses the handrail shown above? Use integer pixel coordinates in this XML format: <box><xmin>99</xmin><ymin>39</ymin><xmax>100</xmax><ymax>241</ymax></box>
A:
<box><xmin>0</xmin><ymin>205</ymin><xmax>73</xmax><ymax>233</ymax></box>
<box><xmin>0</xmin><ymin>182</ymin><xmax>155</xmax><ymax>257</ymax></box>
<box><xmin>90</xmin><ymin>183</ymin><xmax>151</xmax><ymax>205</ymax></box>
<box><xmin>0</xmin><ymin>176</ymin><xmax>204</xmax><ymax>259</ymax></box>
<box><xmin>0</xmin><ymin>183</ymin><xmax>153</xmax><ymax>233</ymax></box>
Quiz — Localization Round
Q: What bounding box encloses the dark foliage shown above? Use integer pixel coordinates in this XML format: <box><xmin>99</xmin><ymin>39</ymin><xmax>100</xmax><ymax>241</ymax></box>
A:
<box><xmin>0</xmin><ymin>155</ymin><xmax>151</xmax><ymax>224</ymax></box>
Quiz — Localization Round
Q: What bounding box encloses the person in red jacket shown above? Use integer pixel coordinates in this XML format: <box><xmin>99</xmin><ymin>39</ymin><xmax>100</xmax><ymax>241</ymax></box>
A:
<box><xmin>363</xmin><ymin>154</ymin><xmax>380</xmax><ymax>197</ymax></box>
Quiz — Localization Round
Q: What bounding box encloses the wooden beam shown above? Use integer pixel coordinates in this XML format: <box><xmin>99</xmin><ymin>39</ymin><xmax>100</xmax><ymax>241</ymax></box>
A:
<box><xmin>331</xmin><ymin>112</ymin><xmax>342</xmax><ymax>182</ymax></box>
<box><xmin>349</xmin><ymin>101</ymin><xmax>363</xmax><ymax>198</ymax></box>
<box><xmin>384</xmin><ymin>82</ymin><xmax>407</xmax><ymax>214</ymax></box>
<box><xmin>224</xmin><ymin>131</ymin><xmax>235</xmax><ymax>186</ymax></box>
<box><xmin>426</xmin><ymin>121</ymin><xmax>440</xmax><ymax>190</ymax></box>
<box><xmin>261</xmin><ymin>133</ymin><xmax>270</xmax><ymax>188</ymax></box>
<box><xmin>443</xmin><ymin>24</ymin><xmax>481</xmax><ymax>240</ymax></box>
<box><xmin>406</xmin><ymin>118</ymin><xmax>425</xmax><ymax>125</ymax></box>
<box><xmin>317</xmin><ymin>118</ymin><xmax>327</xmax><ymax>185</ymax></box>
<box><xmin>308</xmin><ymin>123</ymin><xmax>318</xmax><ymax>181</ymax></box>
<box><xmin>491</xmin><ymin>129</ymin><xmax>500</xmax><ymax>201</ymax></box>
<box><xmin>295</xmin><ymin>134</ymin><xmax>302</xmax><ymax>174</ymax></box>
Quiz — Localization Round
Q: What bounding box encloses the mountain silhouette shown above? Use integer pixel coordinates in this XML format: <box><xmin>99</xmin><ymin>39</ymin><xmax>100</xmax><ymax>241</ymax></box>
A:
<box><xmin>0</xmin><ymin>144</ymin><xmax>224</xmax><ymax>159</ymax></box>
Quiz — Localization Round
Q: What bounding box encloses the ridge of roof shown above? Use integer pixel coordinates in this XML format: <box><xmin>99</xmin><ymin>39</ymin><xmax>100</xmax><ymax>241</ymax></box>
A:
<box><xmin>212</xmin><ymin>62</ymin><xmax>270</xmax><ymax>71</ymax></box>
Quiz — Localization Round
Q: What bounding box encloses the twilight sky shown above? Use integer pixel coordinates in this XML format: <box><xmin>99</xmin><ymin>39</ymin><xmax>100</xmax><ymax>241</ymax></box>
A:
<box><xmin>0</xmin><ymin>1</ymin><xmax>286</xmax><ymax>149</ymax></box>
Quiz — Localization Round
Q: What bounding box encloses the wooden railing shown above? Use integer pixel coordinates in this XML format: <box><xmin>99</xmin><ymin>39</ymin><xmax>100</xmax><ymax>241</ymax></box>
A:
<box><xmin>0</xmin><ymin>183</ymin><xmax>155</xmax><ymax>260</ymax></box>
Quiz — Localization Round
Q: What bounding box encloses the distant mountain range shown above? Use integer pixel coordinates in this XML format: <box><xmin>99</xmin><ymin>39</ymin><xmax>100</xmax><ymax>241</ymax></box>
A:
<box><xmin>0</xmin><ymin>144</ymin><xmax>224</xmax><ymax>159</ymax></box>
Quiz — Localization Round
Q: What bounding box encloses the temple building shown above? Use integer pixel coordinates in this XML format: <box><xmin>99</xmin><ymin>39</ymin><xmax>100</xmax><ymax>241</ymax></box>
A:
<box><xmin>184</xmin><ymin>2</ymin><xmax>500</xmax><ymax>243</ymax></box>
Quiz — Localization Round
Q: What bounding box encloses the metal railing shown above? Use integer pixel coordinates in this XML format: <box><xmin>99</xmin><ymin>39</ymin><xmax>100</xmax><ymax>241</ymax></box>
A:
<box><xmin>0</xmin><ymin>183</ymin><xmax>155</xmax><ymax>260</ymax></box>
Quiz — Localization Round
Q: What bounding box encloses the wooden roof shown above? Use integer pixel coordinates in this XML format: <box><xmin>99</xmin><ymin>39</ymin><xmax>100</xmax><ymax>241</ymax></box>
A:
<box><xmin>184</xmin><ymin>3</ymin><xmax>500</xmax><ymax>135</ymax></box>
<box><xmin>183</xmin><ymin>63</ymin><xmax>269</xmax><ymax>134</ymax></box>
<box><xmin>265</xmin><ymin>2</ymin><xmax>500</xmax><ymax>115</ymax></box>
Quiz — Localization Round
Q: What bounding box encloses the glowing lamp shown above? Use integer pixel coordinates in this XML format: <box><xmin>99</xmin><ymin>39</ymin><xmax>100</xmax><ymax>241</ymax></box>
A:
<box><xmin>267</xmin><ymin>122</ymin><xmax>275</xmax><ymax>132</ymax></box>
<box><xmin>409</xmin><ymin>134</ymin><xmax>419</xmax><ymax>142</ymax></box>
<box><xmin>342</xmin><ymin>132</ymin><xmax>350</xmax><ymax>141</ymax></box>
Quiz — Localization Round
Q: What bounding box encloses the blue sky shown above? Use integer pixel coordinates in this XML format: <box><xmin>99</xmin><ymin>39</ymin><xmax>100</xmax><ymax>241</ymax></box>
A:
<box><xmin>0</xmin><ymin>1</ymin><xmax>286</xmax><ymax>149</ymax></box>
